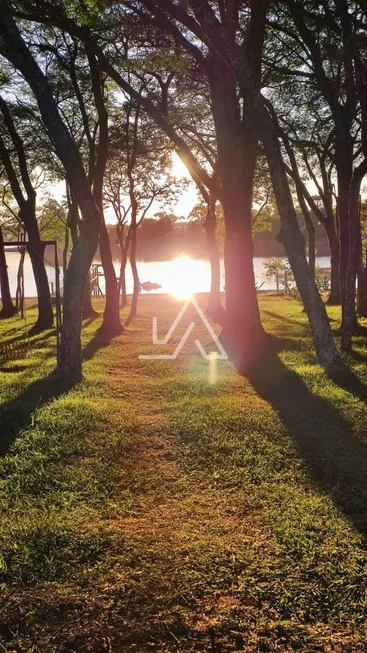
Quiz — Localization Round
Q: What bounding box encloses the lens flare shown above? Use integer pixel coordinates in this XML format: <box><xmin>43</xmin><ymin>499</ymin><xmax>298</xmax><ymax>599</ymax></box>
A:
<box><xmin>209</xmin><ymin>351</ymin><xmax>218</xmax><ymax>385</ymax></box>
<box><xmin>167</xmin><ymin>256</ymin><xmax>205</xmax><ymax>300</ymax></box>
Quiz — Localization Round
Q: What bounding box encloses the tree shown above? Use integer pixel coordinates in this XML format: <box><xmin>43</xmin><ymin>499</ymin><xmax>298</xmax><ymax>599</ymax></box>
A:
<box><xmin>255</xmin><ymin>99</ymin><xmax>341</xmax><ymax>371</ymax></box>
<box><xmin>12</xmin><ymin>0</ymin><xmax>267</xmax><ymax>369</ymax></box>
<box><xmin>189</xmin><ymin>195</ymin><xmax>225</xmax><ymax>325</ymax></box>
<box><xmin>106</xmin><ymin>98</ymin><xmax>182</xmax><ymax>325</ymax></box>
<box><xmin>274</xmin><ymin>0</ymin><xmax>367</xmax><ymax>350</ymax></box>
<box><xmin>5</xmin><ymin>0</ymin><xmax>343</xmax><ymax>372</ymax></box>
<box><xmin>0</xmin><ymin>95</ymin><xmax>53</xmax><ymax>331</ymax></box>
<box><xmin>37</xmin><ymin>29</ymin><xmax>122</xmax><ymax>334</ymax></box>
<box><xmin>358</xmin><ymin>200</ymin><xmax>367</xmax><ymax>317</ymax></box>
<box><xmin>0</xmin><ymin>2</ymin><xmax>101</xmax><ymax>378</ymax></box>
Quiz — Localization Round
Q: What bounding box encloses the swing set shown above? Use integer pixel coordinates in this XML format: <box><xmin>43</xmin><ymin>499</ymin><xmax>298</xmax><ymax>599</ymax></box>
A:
<box><xmin>0</xmin><ymin>237</ymin><xmax>62</xmax><ymax>362</ymax></box>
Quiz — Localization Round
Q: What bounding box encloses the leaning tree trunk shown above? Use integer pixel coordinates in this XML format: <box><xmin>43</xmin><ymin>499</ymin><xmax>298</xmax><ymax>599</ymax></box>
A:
<box><xmin>0</xmin><ymin>225</ymin><xmax>17</xmax><ymax>318</ymax></box>
<box><xmin>259</xmin><ymin>104</ymin><xmax>341</xmax><ymax>373</ymax></box>
<box><xmin>204</xmin><ymin>196</ymin><xmax>225</xmax><ymax>325</ymax></box>
<box><xmin>26</xmin><ymin>217</ymin><xmax>54</xmax><ymax>332</ymax></box>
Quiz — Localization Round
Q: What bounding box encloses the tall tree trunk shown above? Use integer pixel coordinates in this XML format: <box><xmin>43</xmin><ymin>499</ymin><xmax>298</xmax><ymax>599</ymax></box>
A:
<box><xmin>119</xmin><ymin>251</ymin><xmax>128</xmax><ymax>308</ymax></box>
<box><xmin>116</xmin><ymin>224</ymin><xmax>128</xmax><ymax>308</ymax></box>
<box><xmin>15</xmin><ymin>246</ymin><xmax>25</xmax><ymax>311</ymax></box>
<box><xmin>82</xmin><ymin>270</ymin><xmax>98</xmax><ymax>319</ymax></box>
<box><xmin>25</xmin><ymin>215</ymin><xmax>54</xmax><ymax>332</ymax></box>
<box><xmin>61</xmin><ymin>224</ymin><xmax>99</xmax><ymax>374</ymax></box>
<box><xmin>204</xmin><ymin>196</ymin><xmax>225</xmax><ymax>325</ymax></box>
<box><xmin>0</xmin><ymin>225</ymin><xmax>17</xmax><ymax>318</ymax></box>
<box><xmin>67</xmin><ymin>189</ymin><xmax>97</xmax><ymax>321</ymax></box>
<box><xmin>325</xmin><ymin>224</ymin><xmax>341</xmax><ymax>305</ymax></box>
<box><xmin>62</xmin><ymin>223</ymin><xmax>69</xmax><ymax>281</ymax></box>
<box><xmin>99</xmin><ymin>219</ymin><xmax>122</xmax><ymax>335</ymax></box>
<box><xmin>210</xmin><ymin>66</ymin><xmax>265</xmax><ymax>370</ymax></box>
<box><xmin>259</xmin><ymin>104</ymin><xmax>341</xmax><ymax>372</ymax></box>
<box><xmin>86</xmin><ymin>46</ymin><xmax>122</xmax><ymax>338</ymax></box>
<box><xmin>305</xmin><ymin>213</ymin><xmax>316</xmax><ymax>280</ymax></box>
<box><xmin>338</xmin><ymin>178</ymin><xmax>360</xmax><ymax>350</ymax></box>
<box><xmin>125</xmin><ymin>219</ymin><xmax>139</xmax><ymax>327</ymax></box>
<box><xmin>358</xmin><ymin>244</ymin><xmax>367</xmax><ymax>317</ymax></box>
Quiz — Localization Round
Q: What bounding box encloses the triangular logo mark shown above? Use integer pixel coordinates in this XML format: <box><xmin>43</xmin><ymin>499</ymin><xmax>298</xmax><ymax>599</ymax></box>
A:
<box><xmin>139</xmin><ymin>296</ymin><xmax>228</xmax><ymax>360</ymax></box>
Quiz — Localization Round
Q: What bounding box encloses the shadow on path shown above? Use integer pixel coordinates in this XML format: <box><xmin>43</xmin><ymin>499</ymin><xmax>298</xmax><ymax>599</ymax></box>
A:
<box><xmin>248</xmin><ymin>355</ymin><xmax>367</xmax><ymax>537</ymax></box>
<box><xmin>0</xmin><ymin>372</ymin><xmax>77</xmax><ymax>457</ymax></box>
<box><xmin>82</xmin><ymin>331</ymin><xmax>114</xmax><ymax>362</ymax></box>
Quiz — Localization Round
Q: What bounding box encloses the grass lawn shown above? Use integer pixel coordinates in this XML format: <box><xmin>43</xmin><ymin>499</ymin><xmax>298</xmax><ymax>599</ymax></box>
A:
<box><xmin>0</xmin><ymin>293</ymin><xmax>367</xmax><ymax>652</ymax></box>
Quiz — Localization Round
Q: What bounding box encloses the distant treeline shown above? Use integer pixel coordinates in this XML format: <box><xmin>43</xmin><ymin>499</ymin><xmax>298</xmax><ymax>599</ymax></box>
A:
<box><xmin>105</xmin><ymin>216</ymin><xmax>331</xmax><ymax>262</ymax></box>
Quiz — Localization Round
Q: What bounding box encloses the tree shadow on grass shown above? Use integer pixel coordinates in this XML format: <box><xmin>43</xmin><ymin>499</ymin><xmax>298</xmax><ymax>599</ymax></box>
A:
<box><xmin>82</xmin><ymin>330</ymin><xmax>114</xmax><ymax>362</ymax></box>
<box><xmin>262</xmin><ymin>309</ymin><xmax>310</xmax><ymax>331</ymax></box>
<box><xmin>0</xmin><ymin>372</ymin><xmax>77</xmax><ymax>457</ymax></box>
<box><xmin>263</xmin><ymin>310</ymin><xmax>340</xmax><ymax>335</ymax></box>
<box><xmin>82</xmin><ymin>315</ymin><xmax>100</xmax><ymax>328</ymax></box>
<box><xmin>3</xmin><ymin>329</ymin><xmax>57</xmax><ymax>346</ymax></box>
<box><xmin>248</xmin><ymin>355</ymin><xmax>367</xmax><ymax>537</ymax></box>
<box><xmin>349</xmin><ymin>349</ymin><xmax>367</xmax><ymax>364</ymax></box>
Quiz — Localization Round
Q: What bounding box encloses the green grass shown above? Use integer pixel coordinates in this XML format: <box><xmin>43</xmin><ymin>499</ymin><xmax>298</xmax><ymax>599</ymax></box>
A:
<box><xmin>0</xmin><ymin>294</ymin><xmax>367</xmax><ymax>652</ymax></box>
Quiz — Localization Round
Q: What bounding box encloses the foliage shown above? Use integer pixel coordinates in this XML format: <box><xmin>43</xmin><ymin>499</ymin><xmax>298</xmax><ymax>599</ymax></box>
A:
<box><xmin>37</xmin><ymin>197</ymin><xmax>67</xmax><ymax>244</ymax></box>
<box><xmin>263</xmin><ymin>258</ymin><xmax>296</xmax><ymax>296</ymax></box>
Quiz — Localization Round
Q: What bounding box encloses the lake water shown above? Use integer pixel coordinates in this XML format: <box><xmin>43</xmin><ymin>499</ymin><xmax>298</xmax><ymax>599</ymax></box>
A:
<box><xmin>2</xmin><ymin>252</ymin><xmax>331</xmax><ymax>299</ymax></box>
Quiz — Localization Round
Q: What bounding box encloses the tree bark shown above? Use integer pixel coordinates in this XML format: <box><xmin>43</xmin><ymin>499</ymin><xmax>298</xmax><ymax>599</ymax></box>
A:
<box><xmin>15</xmin><ymin>246</ymin><xmax>25</xmax><ymax>311</ymax></box>
<box><xmin>62</xmin><ymin>222</ymin><xmax>69</xmax><ymax>282</ymax></box>
<box><xmin>204</xmin><ymin>196</ymin><xmax>225</xmax><ymax>325</ymax></box>
<box><xmin>305</xmin><ymin>215</ymin><xmax>316</xmax><ymax>280</ymax></box>
<box><xmin>0</xmin><ymin>225</ymin><xmax>17</xmax><ymax>318</ymax></box>
<box><xmin>125</xmin><ymin>216</ymin><xmax>139</xmax><ymax>327</ymax></box>
<box><xmin>82</xmin><ymin>270</ymin><xmax>98</xmax><ymax>319</ymax></box>
<box><xmin>209</xmin><ymin>63</ymin><xmax>265</xmax><ymax>370</ymax></box>
<box><xmin>118</xmin><ymin>251</ymin><xmax>128</xmax><ymax>308</ymax></box>
<box><xmin>67</xmin><ymin>190</ymin><xmax>98</xmax><ymax>321</ymax></box>
<box><xmin>25</xmin><ymin>214</ymin><xmax>54</xmax><ymax>332</ymax></box>
<box><xmin>98</xmin><ymin>219</ymin><xmax>122</xmax><ymax>334</ymax></box>
<box><xmin>338</xmin><ymin>176</ymin><xmax>361</xmax><ymax>350</ymax></box>
<box><xmin>116</xmin><ymin>223</ymin><xmax>128</xmax><ymax>308</ymax></box>
<box><xmin>87</xmin><ymin>47</ymin><xmax>122</xmax><ymax>337</ymax></box>
<box><xmin>358</xmin><ymin>245</ymin><xmax>367</xmax><ymax>317</ymax></box>
<box><xmin>258</xmin><ymin>103</ymin><xmax>341</xmax><ymax>372</ymax></box>
<box><xmin>325</xmin><ymin>224</ymin><xmax>341</xmax><ymax>305</ymax></box>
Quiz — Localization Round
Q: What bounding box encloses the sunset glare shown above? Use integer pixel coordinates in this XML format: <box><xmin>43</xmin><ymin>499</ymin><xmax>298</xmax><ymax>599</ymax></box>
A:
<box><xmin>167</xmin><ymin>255</ymin><xmax>205</xmax><ymax>300</ymax></box>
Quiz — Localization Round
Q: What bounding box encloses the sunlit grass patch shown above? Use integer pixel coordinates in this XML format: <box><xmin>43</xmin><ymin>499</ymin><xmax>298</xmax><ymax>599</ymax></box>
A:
<box><xmin>1</xmin><ymin>294</ymin><xmax>367</xmax><ymax>651</ymax></box>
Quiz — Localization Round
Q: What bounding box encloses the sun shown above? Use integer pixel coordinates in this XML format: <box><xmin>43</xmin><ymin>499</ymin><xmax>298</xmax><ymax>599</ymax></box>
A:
<box><xmin>167</xmin><ymin>255</ymin><xmax>204</xmax><ymax>300</ymax></box>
